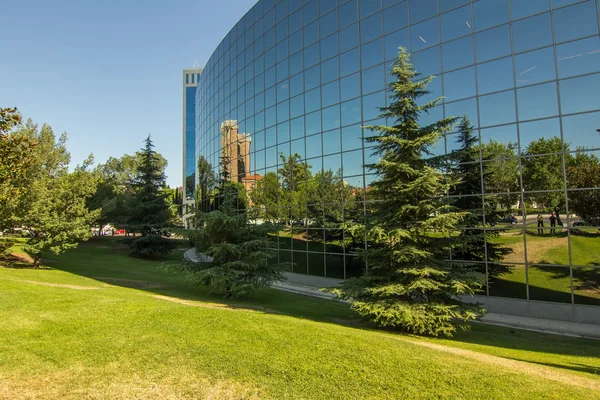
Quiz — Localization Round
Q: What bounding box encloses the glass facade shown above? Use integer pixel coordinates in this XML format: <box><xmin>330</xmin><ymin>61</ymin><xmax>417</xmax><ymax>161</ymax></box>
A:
<box><xmin>183</xmin><ymin>69</ymin><xmax>202</xmax><ymax>203</ymax></box>
<box><xmin>195</xmin><ymin>0</ymin><xmax>600</xmax><ymax>306</ymax></box>
<box><xmin>185</xmin><ymin>86</ymin><xmax>196</xmax><ymax>198</ymax></box>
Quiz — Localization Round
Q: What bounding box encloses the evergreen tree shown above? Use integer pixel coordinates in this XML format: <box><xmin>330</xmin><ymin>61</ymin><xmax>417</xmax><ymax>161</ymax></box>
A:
<box><xmin>124</xmin><ymin>135</ymin><xmax>174</xmax><ymax>257</ymax></box>
<box><xmin>278</xmin><ymin>153</ymin><xmax>312</xmax><ymax>225</ymax></box>
<box><xmin>195</xmin><ymin>155</ymin><xmax>215</xmax><ymax>214</ymax></box>
<box><xmin>449</xmin><ymin>118</ymin><xmax>510</xmax><ymax>277</ymax></box>
<box><xmin>167</xmin><ymin>196</ymin><xmax>289</xmax><ymax>298</ymax></box>
<box><xmin>328</xmin><ymin>49</ymin><xmax>485</xmax><ymax>337</ymax></box>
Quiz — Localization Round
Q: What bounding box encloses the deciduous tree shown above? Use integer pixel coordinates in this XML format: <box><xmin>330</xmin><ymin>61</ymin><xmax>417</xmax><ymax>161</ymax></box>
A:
<box><xmin>12</xmin><ymin>121</ymin><xmax>99</xmax><ymax>267</ymax></box>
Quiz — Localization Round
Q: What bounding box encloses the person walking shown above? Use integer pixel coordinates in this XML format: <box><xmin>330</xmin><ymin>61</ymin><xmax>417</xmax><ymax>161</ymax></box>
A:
<box><xmin>537</xmin><ymin>214</ymin><xmax>544</xmax><ymax>235</ymax></box>
<box><xmin>549</xmin><ymin>213</ymin><xmax>557</xmax><ymax>234</ymax></box>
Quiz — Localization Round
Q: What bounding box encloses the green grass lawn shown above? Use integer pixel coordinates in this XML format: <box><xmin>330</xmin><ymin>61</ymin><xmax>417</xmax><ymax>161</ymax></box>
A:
<box><xmin>0</xmin><ymin>237</ymin><xmax>599</xmax><ymax>399</ymax></box>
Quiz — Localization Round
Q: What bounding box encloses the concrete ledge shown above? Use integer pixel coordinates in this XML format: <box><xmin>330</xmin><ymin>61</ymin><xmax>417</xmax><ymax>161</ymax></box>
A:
<box><xmin>465</xmin><ymin>295</ymin><xmax>600</xmax><ymax>325</ymax></box>
<box><xmin>183</xmin><ymin>248</ymin><xmax>213</xmax><ymax>263</ymax></box>
<box><xmin>479</xmin><ymin>313</ymin><xmax>600</xmax><ymax>340</ymax></box>
<box><xmin>282</xmin><ymin>272</ymin><xmax>343</xmax><ymax>288</ymax></box>
<box><xmin>272</xmin><ymin>281</ymin><xmax>338</xmax><ymax>300</ymax></box>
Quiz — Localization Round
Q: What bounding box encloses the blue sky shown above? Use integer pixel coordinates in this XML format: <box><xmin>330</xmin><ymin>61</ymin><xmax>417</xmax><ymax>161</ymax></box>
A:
<box><xmin>0</xmin><ymin>0</ymin><xmax>257</xmax><ymax>187</ymax></box>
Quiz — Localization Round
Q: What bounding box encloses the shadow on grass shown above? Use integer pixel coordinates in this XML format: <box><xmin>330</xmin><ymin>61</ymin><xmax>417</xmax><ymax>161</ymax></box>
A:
<box><xmin>447</xmin><ymin>323</ymin><xmax>600</xmax><ymax>376</ymax></box>
<box><xmin>14</xmin><ymin>235</ymin><xmax>600</xmax><ymax>377</ymax></box>
<box><xmin>42</xmin><ymin>236</ymin><xmax>360</xmax><ymax>327</ymax></box>
<box><xmin>0</xmin><ymin>252</ymin><xmax>52</xmax><ymax>270</ymax></box>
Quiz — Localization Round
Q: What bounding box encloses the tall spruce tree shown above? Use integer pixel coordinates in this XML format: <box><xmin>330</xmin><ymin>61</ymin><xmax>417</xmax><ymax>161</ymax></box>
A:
<box><xmin>124</xmin><ymin>135</ymin><xmax>174</xmax><ymax>257</ymax></box>
<box><xmin>328</xmin><ymin>49</ymin><xmax>485</xmax><ymax>337</ymax></box>
<box><xmin>449</xmin><ymin>118</ymin><xmax>510</xmax><ymax>278</ymax></box>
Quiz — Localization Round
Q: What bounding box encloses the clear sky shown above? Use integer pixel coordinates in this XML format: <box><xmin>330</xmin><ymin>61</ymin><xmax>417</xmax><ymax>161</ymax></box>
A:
<box><xmin>0</xmin><ymin>0</ymin><xmax>257</xmax><ymax>187</ymax></box>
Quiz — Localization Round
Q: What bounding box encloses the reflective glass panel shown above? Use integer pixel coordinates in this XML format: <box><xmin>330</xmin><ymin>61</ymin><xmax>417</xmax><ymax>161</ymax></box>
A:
<box><xmin>510</xmin><ymin>0</ymin><xmax>549</xmax><ymax>20</ymax></box>
<box><xmin>361</xmin><ymin>38</ymin><xmax>384</xmax><ymax>68</ymax></box>
<box><xmin>475</xmin><ymin>25</ymin><xmax>511</xmax><ymax>62</ymax></box>
<box><xmin>479</xmin><ymin>90</ymin><xmax>516</xmax><ymax>127</ymax></box>
<box><xmin>514</xmin><ymin>47</ymin><xmax>556</xmax><ymax>87</ymax></box>
<box><xmin>412</xmin><ymin>46</ymin><xmax>441</xmax><ymax>77</ymax></box>
<box><xmin>562</xmin><ymin>111</ymin><xmax>600</xmax><ymax>151</ymax></box>
<box><xmin>384</xmin><ymin>29</ymin><xmax>410</xmax><ymax>61</ymax></box>
<box><xmin>517</xmin><ymin>82</ymin><xmax>559</xmax><ymax>121</ymax></box>
<box><xmin>477</xmin><ymin>57</ymin><xmax>514</xmax><ymax>95</ymax></box>
<box><xmin>556</xmin><ymin>36</ymin><xmax>600</xmax><ymax>79</ymax></box>
<box><xmin>440</xmin><ymin>5</ymin><xmax>473</xmax><ymax>42</ymax></box>
<box><xmin>383</xmin><ymin>2</ymin><xmax>409</xmax><ymax>34</ymax></box>
<box><xmin>411</xmin><ymin>17</ymin><xmax>440</xmax><ymax>52</ymax></box>
<box><xmin>442</xmin><ymin>36</ymin><xmax>474</xmax><ymax>72</ymax></box>
<box><xmin>339</xmin><ymin>0</ymin><xmax>358</xmax><ymax>28</ymax></box>
<box><xmin>361</xmin><ymin>12</ymin><xmax>383</xmax><ymax>43</ymax></box>
<box><xmin>443</xmin><ymin>66</ymin><xmax>476</xmax><ymax>101</ymax></box>
<box><xmin>560</xmin><ymin>73</ymin><xmax>600</xmax><ymax>115</ymax></box>
<box><xmin>553</xmin><ymin>1</ymin><xmax>599</xmax><ymax>44</ymax></box>
<box><xmin>410</xmin><ymin>0</ymin><xmax>438</xmax><ymax>23</ymax></box>
<box><xmin>512</xmin><ymin>13</ymin><xmax>552</xmax><ymax>54</ymax></box>
<box><xmin>473</xmin><ymin>0</ymin><xmax>509</xmax><ymax>30</ymax></box>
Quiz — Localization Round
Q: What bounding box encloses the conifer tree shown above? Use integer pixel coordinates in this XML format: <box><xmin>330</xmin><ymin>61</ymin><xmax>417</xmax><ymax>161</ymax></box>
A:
<box><xmin>124</xmin><ymin>135</ymin><xmax>174</xmax><ymax>257</ymax></box>
<box><xmin>328</xmin><ymin>49</ymin><xmax>485</xmax><ymax>337</ymax></box>
<box><xmin>168</xmin><ymin>195</ymin><xmax>289</xmax><ymax>298</ymax></box>
<box><xmin>450</xmin><ymin>118</ymin><xmax>510</xmax><ymax>277</ymax></box>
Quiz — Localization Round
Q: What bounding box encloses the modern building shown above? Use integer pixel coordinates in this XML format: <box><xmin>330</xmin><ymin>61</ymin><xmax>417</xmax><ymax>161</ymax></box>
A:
<box><xmin>182</xmin><ymin>67</ymin><xmax>203</xmax><ymax>227</ymax></box>
<box><xmin>191</xmin><ymin>0</ymin><xmax>600</xmax><ymax>323</ymax></box>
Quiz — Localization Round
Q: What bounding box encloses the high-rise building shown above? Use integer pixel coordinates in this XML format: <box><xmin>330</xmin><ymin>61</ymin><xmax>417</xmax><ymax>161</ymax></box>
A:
<box><xmin>192</xmin><ymin>0</ymin><xmax>600</xmax><ymax>323</ymax></box>
<box><xmin>182</xmin><ymin>67</ymin><xmax>203</xmax><ymax>226</ymax></box>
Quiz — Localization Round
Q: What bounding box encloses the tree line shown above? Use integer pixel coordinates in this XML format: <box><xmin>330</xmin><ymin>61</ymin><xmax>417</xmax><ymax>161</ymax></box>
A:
<box><xmin>0</xmin><ymin>109</ymin><xmax>180</xmax><ymax>265</ymax></box>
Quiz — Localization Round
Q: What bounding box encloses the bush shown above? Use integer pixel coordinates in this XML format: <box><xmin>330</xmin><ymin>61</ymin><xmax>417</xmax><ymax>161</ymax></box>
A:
<box><xmin>0</xmin><ymin>239</ymin><xmax>15</xmax><ymax>256</ymax></box>
<box><xmin>120</xmin><ymin>237</ymin><xmax>137</xmax><ymax>247</ymax></box>
<box><xmin>130</xmin><ymin>234</ymin><xmax>176</xmax><ymax>258</ymax></box>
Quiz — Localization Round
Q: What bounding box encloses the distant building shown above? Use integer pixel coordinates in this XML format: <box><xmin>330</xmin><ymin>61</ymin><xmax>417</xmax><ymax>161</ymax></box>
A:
<box><xmin>220</xmin><ymin>120</ymin><xmax>251</xmax><ymax>183</ymax></box>
<box><xmin>182</xmin><ymin>68</ymin><xmax>202</xmax><ymax>227</ymax></box>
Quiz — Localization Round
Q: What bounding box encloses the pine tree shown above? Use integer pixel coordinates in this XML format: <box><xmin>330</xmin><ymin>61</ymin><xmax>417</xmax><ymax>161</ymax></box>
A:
<box><xmin>124</xmin><ymin>135</ymin><xmax>174</xmax><ymax>257</ymax></box>
<box><xmin>168</xmin><ymin>195</ymin><xmax>289</xmax><ymax>298</ymax></box>
<box><xmin>328</xmin><ymin>49</ymin><xmax>485</xmax><ymax>337</ymax></box>
<box><xmin>449</xmin><ymin>118</ymin><xmax>510</xmax><ymax>278</ymax></box>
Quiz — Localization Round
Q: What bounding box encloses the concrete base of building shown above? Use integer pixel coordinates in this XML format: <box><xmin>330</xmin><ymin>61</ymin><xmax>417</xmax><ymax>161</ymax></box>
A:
<box><xmin>464</xmin><ymin>295</ymin><xmax>600</xmax><ymax>326</ymax></box>
<box><xmin>477</xmin><ymin>313</ymin><xmax>600</xmax><ymax>340</ymax></box>
<box><xmin>282</xmin><ymin>272</ymin><xmax>342</xmax><ymax>288</ymax></box>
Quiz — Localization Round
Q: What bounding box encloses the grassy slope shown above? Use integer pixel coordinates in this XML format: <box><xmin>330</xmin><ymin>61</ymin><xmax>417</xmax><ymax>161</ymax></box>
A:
<box><xmin>0</xmin><ymin>237</ymin><xmax>599</xmax><ymax>399</ymax></box>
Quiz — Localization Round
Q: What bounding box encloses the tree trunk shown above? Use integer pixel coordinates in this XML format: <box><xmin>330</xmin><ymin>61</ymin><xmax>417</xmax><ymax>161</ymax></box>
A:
<box><xmin>33</xmin><ymin>252</ymin><xmax>41</xmax><ymax>268</ymax></box>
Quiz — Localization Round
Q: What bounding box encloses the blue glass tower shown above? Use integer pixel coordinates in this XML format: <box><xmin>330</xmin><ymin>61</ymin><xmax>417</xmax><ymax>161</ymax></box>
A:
<box><xmin>183</xmin><ymin>68</ymin><xmax>203</xmax><ymax>226</ymax></box>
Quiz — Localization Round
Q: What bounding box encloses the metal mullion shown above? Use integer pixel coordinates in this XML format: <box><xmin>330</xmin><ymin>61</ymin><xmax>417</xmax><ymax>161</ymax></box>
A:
<box><xmin>550</xmin><ymin>0</ymin><xmax>576</xmax><ymax>304</ymax></box>
<box><xmin>507</xmin><ymin>0</ymin><xmax>531</xmax><ymax>300</ymax></box>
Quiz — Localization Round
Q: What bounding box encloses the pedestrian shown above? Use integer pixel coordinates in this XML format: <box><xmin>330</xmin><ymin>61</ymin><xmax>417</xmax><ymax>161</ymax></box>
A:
<box><xmin>537</xmin><ymin>214</ymin><xmax>544</xmax><ymax>235</ymax></box>
<box><xmin>549</xmin><ymin>213</ymin><xmax>557</xmax><ymax>234</ymax></box>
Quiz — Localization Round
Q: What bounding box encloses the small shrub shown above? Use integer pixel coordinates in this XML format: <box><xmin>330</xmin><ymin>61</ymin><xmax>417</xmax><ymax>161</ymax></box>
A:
<box><xmin>120</xmin><ymin>237</ymin><xmax>136</xmax><ymax>248</ymax></box>
<box><xmin>0</xmin><ymin>239</ymin><xmax>15</xmax><ymax>256</ymax></box>
<box><xmin>130</xmin><ymin>234</ymin><xmax>176</xmax><ymax>258</ymax></box>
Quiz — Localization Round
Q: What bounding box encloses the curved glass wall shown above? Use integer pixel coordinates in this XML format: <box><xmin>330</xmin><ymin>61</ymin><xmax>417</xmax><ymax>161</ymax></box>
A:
<box><xmin>195</xmin><ymin>0</ymin><xmax>600</xmax><ymax>306</ymax></box>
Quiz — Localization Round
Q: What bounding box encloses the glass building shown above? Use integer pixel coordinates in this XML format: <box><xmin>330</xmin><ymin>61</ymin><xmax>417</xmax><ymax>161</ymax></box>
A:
<box><xmin>183</xmin><ymin>68</ymin><xmax>203</xmax><ymax>226</ymax></box>
<box><xmin>193</xmin><ymin>0</ymin><xmax>600</xmax><ymax>309</ymax></box>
